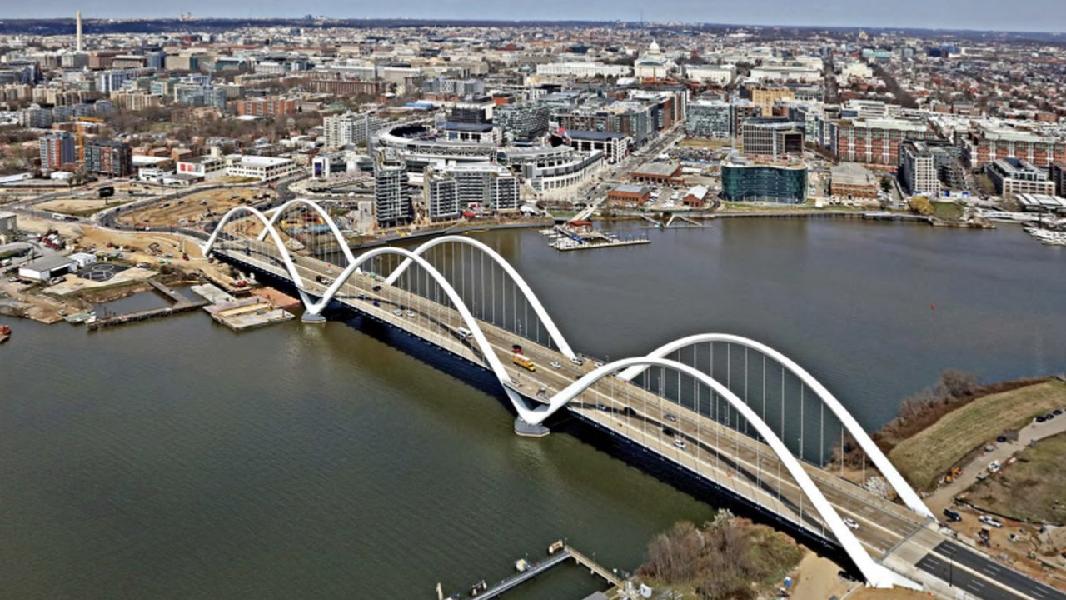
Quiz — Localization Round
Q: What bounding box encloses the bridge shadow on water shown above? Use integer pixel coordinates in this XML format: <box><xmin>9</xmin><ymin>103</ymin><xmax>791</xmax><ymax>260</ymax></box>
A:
<box><xmin>231</xmin><ymin>257</ymin><xmax>862</xmax><ymax>581</ymax></box>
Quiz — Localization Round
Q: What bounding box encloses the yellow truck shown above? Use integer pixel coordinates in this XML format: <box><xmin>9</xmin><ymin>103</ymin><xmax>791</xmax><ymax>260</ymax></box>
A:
<box><xmin>512</xmin><ymin>354</ymin><xmax>536</xmax><ymax>372</ymax></box>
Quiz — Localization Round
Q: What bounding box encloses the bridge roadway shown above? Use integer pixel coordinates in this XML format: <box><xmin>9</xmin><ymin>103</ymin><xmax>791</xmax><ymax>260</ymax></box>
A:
<box><xmin>213</xmin><ymin>239</ymin><xmax>1063</xmax><ymax>600</ymax></box>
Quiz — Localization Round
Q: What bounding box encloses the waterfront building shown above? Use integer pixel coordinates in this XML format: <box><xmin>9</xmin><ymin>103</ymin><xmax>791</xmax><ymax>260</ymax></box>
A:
<box><xmin>986</xmin><ymin>158</ymin><xmax>1056</xmax><ymax>197</ymax></box>
<box><xmin>374</xmin><ymin>149</ymin><xmax>412</xmax><ymax>228</ymax></box>
<box><xmin>966</xmin><ymin>125</ymin><xmax>1066</xmax><ymax>168</ymax></box>
<box><xmin>721</xmin><ymin>159</ymin><xmax>808</xmax><ymax>203</ymax></box>
<box><xmin>899</xmin><ymin>141</ymin><xmax>940</xmax><ymax>196</ymax></box>
<box><xmin>424</xmin><ymin>173</ymin><xmax>460</xmax><ymax>221</ymax></box>
<box><xmin>830</xmin><ymin>162</ymin><xmax>879</xmax><ymax>199</ymax></box>
<box><xmin>830</xmin><ymin>118</ymin><xmax>934</xmax><ymax>170</ymax></box>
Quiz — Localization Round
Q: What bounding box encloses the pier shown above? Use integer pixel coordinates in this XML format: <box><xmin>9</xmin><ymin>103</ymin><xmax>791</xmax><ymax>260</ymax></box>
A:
<box><xmin>88</xmin><ymin>280</ymin><xmax>207</xmax><ymax>331</ymax></box>
<box><xmin>442</xmin><ymin>543</ymin><xmax>621</xmax><ymax>600</ymax></box>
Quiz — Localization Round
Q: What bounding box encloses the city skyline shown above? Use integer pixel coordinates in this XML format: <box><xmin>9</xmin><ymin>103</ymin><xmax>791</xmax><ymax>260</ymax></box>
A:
<box><xmin>10</xmin><ymin>0</ymin><xmax>1066</xmax><ymax>34</ymax></box>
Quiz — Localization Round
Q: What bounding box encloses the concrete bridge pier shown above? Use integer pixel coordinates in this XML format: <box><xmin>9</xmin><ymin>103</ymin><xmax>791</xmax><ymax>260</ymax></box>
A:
<box><xmin>301</xmin><ymin>311</ymin><xmax>327</xmax><ymax>324</ymax></box>
<box><xmin>514</xmin><ymin>417</ymin><xmax>549</xmax><ymax>438</ymax></box>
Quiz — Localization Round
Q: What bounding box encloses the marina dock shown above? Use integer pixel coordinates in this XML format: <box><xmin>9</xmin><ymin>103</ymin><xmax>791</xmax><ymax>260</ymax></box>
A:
<box><xmin>442</xmin><ymin>542</ymin><xmax>621</xmax><ymax>600</ymax></box>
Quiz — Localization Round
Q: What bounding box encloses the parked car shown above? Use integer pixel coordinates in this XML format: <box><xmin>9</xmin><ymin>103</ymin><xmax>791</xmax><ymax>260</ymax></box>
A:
<box><xmin>979</xmin><ymin>515</ymin><xmax>1003</xmax><ymax>528</ymax></box>
<box><xmin>943</xmin><ymin>509</ymin><xmax>963</xmax><ymax>522</ymax></box>
<box><xmin>843</xmin><ymin>518</ymin><xmax>860</xmax><ymax>530</ymax></box>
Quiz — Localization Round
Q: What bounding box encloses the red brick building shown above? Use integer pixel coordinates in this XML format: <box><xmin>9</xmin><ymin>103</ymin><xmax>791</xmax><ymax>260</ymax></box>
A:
<box><xmin>233</xmin><ymin>98</ymin><xmax>298</xmax><ymax>118</ymax></box>
<box><xmin>830</xmin><ymin>118</ymin><xmax>935</xmax><ymax>171</ymax></box>
<box><xmin>965</xmin><ymin>125</ymin><xmax>1066</xmax><ymax>168</ymax></box>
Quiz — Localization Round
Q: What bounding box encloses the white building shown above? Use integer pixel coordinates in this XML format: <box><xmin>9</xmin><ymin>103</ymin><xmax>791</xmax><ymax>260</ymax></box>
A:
<box><xmin>323</xmin><ymin>111</ymin><xmax>380</xmax><ymax>149</ymax></box>
<box><xmin>535</xmin><ymin>62</ymin><xmax>632</xmax><ymax>79</ymax></box>
<box><xmin>634</xmin><ymin>41</ymin><xmax>676</xmax><ymax>79</ymax></box>
<box><xmin>685</xmin><ymin>64</ymin><xmax>735</xmax><ymax>86</ymax></box>
<box><xmin>899</xmin><ymin>142</ymin><xmax>940</xmax><ymax>197</ymax></box>
<box><xmin>225</xmin><ymin>155</ymin><xmax>301</xmax><ymax>182</ymax></box>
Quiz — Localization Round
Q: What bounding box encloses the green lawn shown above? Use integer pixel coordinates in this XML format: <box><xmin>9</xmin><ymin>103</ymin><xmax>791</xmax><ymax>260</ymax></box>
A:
<box><xmin>889</xmin><ymin>379</ymin><xmax>1066</xmax><ymax>491</ymax></box>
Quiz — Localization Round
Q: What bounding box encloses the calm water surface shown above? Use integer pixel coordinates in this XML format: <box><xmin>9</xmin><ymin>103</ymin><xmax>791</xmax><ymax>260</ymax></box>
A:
<box><xmin>1</xmin><ymin>219</ymin><xmax>1063</xmax><ymax>599</ymax></box>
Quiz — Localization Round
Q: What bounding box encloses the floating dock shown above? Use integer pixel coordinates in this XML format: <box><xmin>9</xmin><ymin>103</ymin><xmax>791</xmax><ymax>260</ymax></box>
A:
<box><xmin>442</xmin><ymin>542</ymin><xmax>622</xmax><ymax>600</ymax></box>
<box><xmin>546</xmin><ymin>225</ymin><xmax>650</xmax><ymax>252</ymax></box>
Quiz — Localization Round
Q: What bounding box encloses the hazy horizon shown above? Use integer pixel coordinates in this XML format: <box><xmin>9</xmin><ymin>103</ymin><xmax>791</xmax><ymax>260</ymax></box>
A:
<box><xmin>9</xmin><ymin>0</ymin><xmax>1066</xmax><ymax>34</ymax></box>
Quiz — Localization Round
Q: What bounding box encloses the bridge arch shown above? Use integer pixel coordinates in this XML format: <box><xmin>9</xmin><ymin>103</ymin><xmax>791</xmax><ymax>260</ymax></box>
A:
<box><xmin>616</xmin><ymin>333</ymin><xmax>932</xmax><ymax>519</ymax></box>
<box><xmin>201</xmin><ymin>204</ymin><xmax>315</xmax><ymax>307</ymax></box>
<box><xmin>255</xmin><ymin>198</ymin><xmax>356</xmax><ymax>265</ymax></box>
<box><xmin>384</xmin><ymin>235</ymin><xmax>576</xmax><ymax>359</ymax></box>
<box><xmin>524</xmin><ymin>356</ymin><xmax>916</xmax><ymax>590</ymax></box>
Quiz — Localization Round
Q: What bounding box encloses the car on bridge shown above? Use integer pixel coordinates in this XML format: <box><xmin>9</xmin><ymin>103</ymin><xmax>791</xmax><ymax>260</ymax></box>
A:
<box><xmin>513</xmin><ymin>354</ymin><xmax>536</xmax><ymax>372</ymax></box>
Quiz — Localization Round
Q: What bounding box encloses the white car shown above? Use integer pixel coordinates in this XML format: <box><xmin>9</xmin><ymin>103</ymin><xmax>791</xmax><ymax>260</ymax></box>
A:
<box><xmin>843</xmin><ymin>518</ymin><xmax>860</xmax><ymax>530</ymax></box>
<box><xmin>569</xmin><ymin>356</ymin><xmax>584</xmax><ymax>366</ymax></box>
<box><xmin>405</xmin><ymin>310</ymin><xmax>416</xmax><ymax>318</ymax></box>
<box><xmin>673</xmin><ymin>438</ymin><xmax>687</xmax><ymax>450</ymax></box>
<box><xmin>549</xmin><ymin>361</ymin><xmax>562</xmax><ymax>369</ymax></box>
<box><xmin>979</xmin><ymin>515</ymin><xmax>1003</xmax><ymax>528</ymax></box>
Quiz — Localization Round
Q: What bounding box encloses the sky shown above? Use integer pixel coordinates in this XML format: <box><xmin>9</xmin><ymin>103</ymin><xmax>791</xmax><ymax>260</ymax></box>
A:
<box><xmin>13</xmin><ymin>0</ymin><xmax>1066</xmax><ymax>33</ymax></box>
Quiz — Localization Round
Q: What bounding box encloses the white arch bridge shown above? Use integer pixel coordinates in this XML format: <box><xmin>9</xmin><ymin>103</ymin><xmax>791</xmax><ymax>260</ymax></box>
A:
<box><xmin>195</xmin><ymin>199</ymin><xmax>1060</xmax><ymax>598</ymax></box>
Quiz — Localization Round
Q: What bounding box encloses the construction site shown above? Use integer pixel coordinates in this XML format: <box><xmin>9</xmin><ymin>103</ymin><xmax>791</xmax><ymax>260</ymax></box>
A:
<box><xmin>115</xmin><ymin>187</ymin><xmax>272</xmax><ymax>230</ymax></box>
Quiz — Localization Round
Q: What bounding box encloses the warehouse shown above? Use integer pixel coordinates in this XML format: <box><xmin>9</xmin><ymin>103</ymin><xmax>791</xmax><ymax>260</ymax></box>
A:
<box><xmin>17</xmin><ymin>254</ymin><xmax>76</xmax><ymax>282</ymax></box>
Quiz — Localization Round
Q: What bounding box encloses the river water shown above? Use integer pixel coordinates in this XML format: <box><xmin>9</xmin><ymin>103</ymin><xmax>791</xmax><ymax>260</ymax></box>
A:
<box><xmin>1</xmin><ymin>219</ymin><xmax>1063</xmax><ymax>599</ymax></box>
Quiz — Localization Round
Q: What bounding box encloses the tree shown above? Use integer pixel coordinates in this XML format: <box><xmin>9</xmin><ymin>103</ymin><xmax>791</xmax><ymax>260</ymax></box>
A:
<box><xmin>909</xmin><ymin>195</ymin><xmax>933</xmax><ymax>216</ymax></box>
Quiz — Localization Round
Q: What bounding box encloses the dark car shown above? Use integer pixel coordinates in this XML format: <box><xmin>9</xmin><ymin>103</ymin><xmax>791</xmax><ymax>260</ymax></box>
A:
<box><xmin>943</xmin><ymin>509</ymin><xmax>962</xmax><ymax>522</ymax></box>
<box><xmin>662</xmin><ymin>426</ymin><xmax>676</xmax><ymax>438</ymax></box>
<box><xmin>996</xmin><ymin>435</ymin><xmax>1007</xmax><ymax>443</ymax></box>
<box><xmin>1055</xmin><ymin>409</ymin><xmax>1063</xmax><ymax>416</ymax></box>
<box><xmin>1036</xmin><ymin>415</ymin><xmax>1048</xmax><ymax>423</ymax></box>
<box><xmin>372</xmin><ymin>285</ymin><xmax>382</xmax><ymax>292</ymax></box>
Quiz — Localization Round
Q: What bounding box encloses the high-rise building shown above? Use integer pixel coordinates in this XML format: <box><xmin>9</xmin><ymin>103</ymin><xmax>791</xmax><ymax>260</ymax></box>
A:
<box><xmin>494</xmin><ymin>103</ymin><xmax>550</xmax><ymax>142</ymax></box>
<box><xmin>899</xmin><ymin>141</ymin><xmax>940</xmax><ymax>196</ymax></box>
<box><xmin>424</xmin><ymin>173</ymin><xmax>460</xmax><ymax>221</ymax></box>
<box><xmin>686</xmin><ymin>100</ymin><xmax>733</xmax><ymax>139</ymax></box>
<box><xmin>373</xmin><ymin>150</ymin><xmax>411</xmax><ymax>228</ymax></box>
<box><xmin>741</xmin><ymin>118</ymin><xmax>805</xmax><ymax>157</ymax></box>
<box><xmin>39</xmin><ymin>131</ymin><xmax>76</xmax><ymax>172</ymax></box>
<box><xmin>84</xmin><ymin>139</ymin><xmax>133</xmax><ymax>177</ymax></box>
<box><xmin>323</xmin><ymin>111</ymin><xmax>379</xmax><ymax>149</ymax></box>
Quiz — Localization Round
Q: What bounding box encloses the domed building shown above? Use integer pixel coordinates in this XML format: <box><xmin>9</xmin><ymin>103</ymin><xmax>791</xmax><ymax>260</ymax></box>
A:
<box><xmin>634</xmin><ymin>40</ymin><xmax>675</xmax><ymax>79</ymax></box>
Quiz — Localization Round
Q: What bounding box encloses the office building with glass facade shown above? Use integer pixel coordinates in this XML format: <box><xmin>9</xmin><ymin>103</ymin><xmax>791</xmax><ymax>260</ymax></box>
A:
<box><xmin>721</xmin><ymin>161</ymin><xmax>807</xmax><ymax>203</ymax></box>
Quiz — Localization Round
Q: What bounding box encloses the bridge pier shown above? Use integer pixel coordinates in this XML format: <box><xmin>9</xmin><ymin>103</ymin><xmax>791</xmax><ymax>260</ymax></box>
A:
<box><xmin>300</xmin><ymin>312</ymin><xmax>327</xmax><ymax>324</ymax></box>
<box><xmin>514</xmin><ymin>417</ymin><xmax>550</xmax><ymax>438</ymax></box>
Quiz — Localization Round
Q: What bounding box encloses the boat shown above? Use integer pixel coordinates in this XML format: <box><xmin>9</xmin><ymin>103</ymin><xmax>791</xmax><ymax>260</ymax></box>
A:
<box><xmin>64</xmin><ymin>311</ymin><xmax>95</xmax><ymax>324</ymax></box>
<box><xmin>0</xmin><ymin>325</ymin><xmax>11</xmax><ymax>344</ymax></box>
